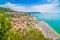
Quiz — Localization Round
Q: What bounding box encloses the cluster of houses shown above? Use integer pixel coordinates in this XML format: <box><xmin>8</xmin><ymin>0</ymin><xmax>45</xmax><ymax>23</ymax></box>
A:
<box><xmin>8</xmin><ymin>12</ymin><xmax>37</xmax><ymax>30</ymax></box>
<box><xmin>7</xmin><ymin>12</ymin><xmax>60</xmax><ymax>39</ymax></box>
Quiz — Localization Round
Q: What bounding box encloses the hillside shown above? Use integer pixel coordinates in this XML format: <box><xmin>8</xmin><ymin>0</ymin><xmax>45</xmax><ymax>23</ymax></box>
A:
<box><xmin>0</xmin><ymin>7</ymin><xmax>51</xmax><ymax>40</ymax></box>
<box><xmin>0</xmin><ymin>7</ymin><xmax>14</xmax><ymax>12</ymax></box>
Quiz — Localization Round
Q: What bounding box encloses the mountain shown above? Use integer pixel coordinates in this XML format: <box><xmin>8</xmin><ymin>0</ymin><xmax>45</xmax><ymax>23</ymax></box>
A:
<box><xmin>0</xmin><ymin>7</ymin><xmax>14</xmax><ymax>12</ymax></box>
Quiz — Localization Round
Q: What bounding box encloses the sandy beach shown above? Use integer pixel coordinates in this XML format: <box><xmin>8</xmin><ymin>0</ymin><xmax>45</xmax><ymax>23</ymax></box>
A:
<box><xmin>38</xmin><ymin>21</ymin><xmax>60</xmax><ymax>38</ymax></box>
<box><xmin>45</xmin><ymin>21</ymin><xmax>60</xmax><ymax>38</ymax></box>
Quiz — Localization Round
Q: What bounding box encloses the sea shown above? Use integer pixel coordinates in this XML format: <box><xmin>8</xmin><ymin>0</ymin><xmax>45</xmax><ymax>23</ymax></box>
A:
<box><xmin>25</xmin><ymin>12</ymin><xmax>60</xmax><ymax>35</ymax></box>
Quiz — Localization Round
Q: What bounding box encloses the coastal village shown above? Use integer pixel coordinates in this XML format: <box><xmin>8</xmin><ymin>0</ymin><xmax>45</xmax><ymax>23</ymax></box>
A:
<box><xmin>0</xmin><ymin>0</ymin><xmax>60</xmax><ymax>40</ymax></box>
<box><xmin>7</xmin><ymin>12</ymin><xmax>60</xmax><ymax>40</ymax></box>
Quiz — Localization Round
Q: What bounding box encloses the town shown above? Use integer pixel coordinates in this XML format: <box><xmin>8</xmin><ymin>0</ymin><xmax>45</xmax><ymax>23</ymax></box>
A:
<box><xmin>7</xmin><ymin>12</ymin><xmax>60</xmax><ymax>40</ymax></box>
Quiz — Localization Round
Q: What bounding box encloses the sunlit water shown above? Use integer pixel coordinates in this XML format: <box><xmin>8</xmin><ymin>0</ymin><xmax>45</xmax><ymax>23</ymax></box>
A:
<box><xmin>26</xmin><ymin>12</ymin><xmax>60</xmax><ymax>35</ymax></box>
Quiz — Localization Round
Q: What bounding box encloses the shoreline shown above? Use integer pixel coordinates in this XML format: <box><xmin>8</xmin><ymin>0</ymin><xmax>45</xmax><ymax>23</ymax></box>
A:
<box><xmin>24</xmin><ymin>13</ymin><xmax>60</xmax><ymax>38</ymax></box>
<box><xmin>45</xmin><ymin>21</ymin><xmax>60</xmax><ymax>38</ymax></box>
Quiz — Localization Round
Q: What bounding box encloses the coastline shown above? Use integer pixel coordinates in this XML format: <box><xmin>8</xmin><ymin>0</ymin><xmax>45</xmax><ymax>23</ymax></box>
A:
<box><xmin>45</xmin><ymin>21</ymin><xmax>60</xmax><ymax>38</ymax></box>
<box><xmin>22</xmin><ymin>12</ymin><xmax>60</xmax><ymax>38</ymax></box>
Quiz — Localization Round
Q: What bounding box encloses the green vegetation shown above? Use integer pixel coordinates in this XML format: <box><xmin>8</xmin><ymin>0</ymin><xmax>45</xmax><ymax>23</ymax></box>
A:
<box><xmin>5</xmin><ymin>27</ymin><xmax>51</xmax><ymax>40</ymax></box>
<box><xmin>8</xmin><ymin>13</ymin><xmax>15</xmax><ymax>18</ymax></box>
<box><xmin>0</xmin><ymin>7</ymin><xmax>51</xmax><ymax>40</ymax></box>
<box><xmin>0</xmin><ymin>11</ymin><xmax>12</xmax><ymax>40</ymax></box>
<box><xmin>0</xmin><ymin>7</ymin><xmax>14</xmax><ymax>12</ymax></box>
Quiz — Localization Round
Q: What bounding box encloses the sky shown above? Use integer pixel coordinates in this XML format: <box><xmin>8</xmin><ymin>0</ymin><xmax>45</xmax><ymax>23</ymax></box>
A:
<box><xmin>0</xmin><ymin>0</ymin><xmax>60</xmax><ymax>13</ymax></box>
<box><xmin>0</xmin><ymin>0</ymin><xmax>56</xmax><ymax>5</ymax></box>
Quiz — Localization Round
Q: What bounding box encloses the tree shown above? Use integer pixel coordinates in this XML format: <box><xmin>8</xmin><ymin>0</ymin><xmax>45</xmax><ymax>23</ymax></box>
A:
<box><xmin>0</xmin><ymin>7</ymin><xmax>14</xmax><ymax>12</ymax></box>
<box><xmin>0</xmin><ymin>10</ymin><xmax>51</xmax><ymax>40</ymax></box>
<box><xmin>0</xmin><ymin>11</ymin><xmax>12</xmax><ymax>40</ymax></box>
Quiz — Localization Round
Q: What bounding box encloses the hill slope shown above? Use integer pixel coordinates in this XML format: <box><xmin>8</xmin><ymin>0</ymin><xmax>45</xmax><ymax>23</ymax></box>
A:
<box><xmin>0</xmin><ymin>7</ymin><xmax>14</xmax><ymax>12</ymax></box>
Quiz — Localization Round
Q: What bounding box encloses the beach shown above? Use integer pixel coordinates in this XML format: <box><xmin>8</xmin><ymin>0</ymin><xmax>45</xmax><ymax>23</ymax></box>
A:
<box><xmin>28</xmin><ymin>12</ymin><xmax>60</xmax><ymax>35</ymax></box>
<box><xmin>38</xmin><ymin>21</ymin><xmax>60</xmax><ymax>38</ymax></box>
<box><xmin>45</xmin><ymin>21</ymin><xmax>60</xmax><ymax>38</ymax></box>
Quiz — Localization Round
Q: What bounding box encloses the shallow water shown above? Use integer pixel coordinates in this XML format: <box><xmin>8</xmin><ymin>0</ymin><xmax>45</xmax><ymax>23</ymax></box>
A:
<box><xmin>26</xmin><ymin>12</ymin><xmax>60</xmax><ymax>35</ymax></box>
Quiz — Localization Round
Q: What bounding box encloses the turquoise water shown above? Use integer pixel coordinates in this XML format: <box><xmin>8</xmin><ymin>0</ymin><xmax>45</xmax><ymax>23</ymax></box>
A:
<box><xmin>26</xmin><ymin>12</ymin><xmax>60</xmax><ymax>35</ymax></box>
<box><xmin>47</xmin><ymin>21</ymin><xmax>60</xmax><ymax>35</ymax></box>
